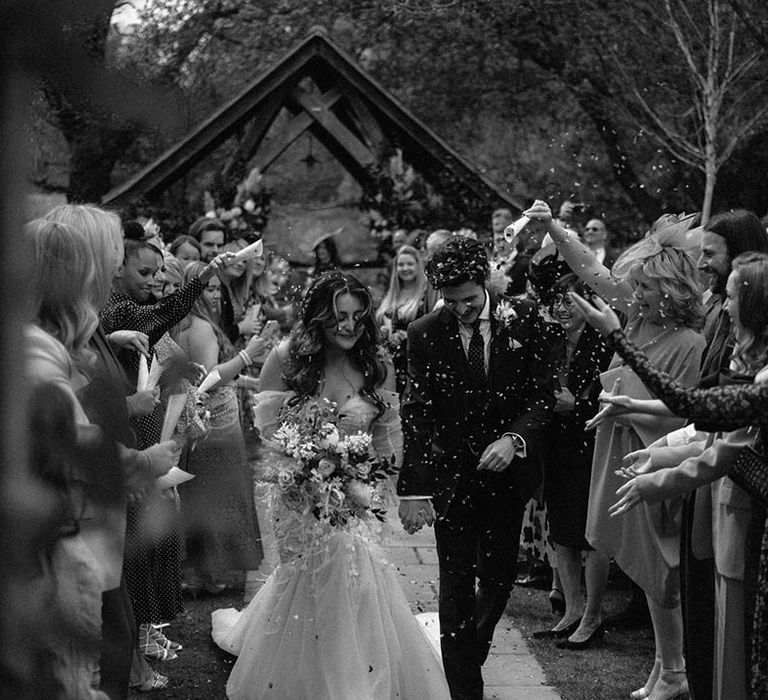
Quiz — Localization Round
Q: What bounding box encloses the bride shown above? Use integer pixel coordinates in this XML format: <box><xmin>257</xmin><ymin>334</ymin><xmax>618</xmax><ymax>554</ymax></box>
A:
<box><xmin>211</xmin><ymin>272</ymin><xmax>449</xmax><ymax>699</ymax></box>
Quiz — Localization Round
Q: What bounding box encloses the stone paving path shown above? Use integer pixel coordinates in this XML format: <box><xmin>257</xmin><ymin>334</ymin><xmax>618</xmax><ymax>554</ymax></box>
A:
<box><xmin>385</xmin><ymin>513</ymin><xmax>561</xmax><ymax>700</ymax></box>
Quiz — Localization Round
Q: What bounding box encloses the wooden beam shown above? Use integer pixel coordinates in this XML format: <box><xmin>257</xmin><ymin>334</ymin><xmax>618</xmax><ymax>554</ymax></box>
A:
<box><xmin>290</xmin><ymin>86</ymin><xmax>377</xmax><ymax>170</ymax></box>
<box><xmin>219</xmin><ymin>89</ymin><xmax>287</xmax><ymax>181</ymax></box>
<box><xmin>338</xmin><ymin>87</ymin><xmax>386</xmax><ymax>155</ymax></box>
<box><xmin>305</xmin><ymin>121</ymin><xmax>374</xmax><ymax>186</ymax></box>
<box><xmin>254</xmin><ymin>88</ymin><xmax>342</xmax><ymax>173</ymax></box>
<box><xmin>311</xmin><ymin>39</ymin><xmax>523</xmax><ymax>210</ymax></box>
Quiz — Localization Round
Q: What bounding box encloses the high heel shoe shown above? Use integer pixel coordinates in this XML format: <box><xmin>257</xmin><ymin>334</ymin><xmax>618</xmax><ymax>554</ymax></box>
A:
<box><xmin>630</xmin><ymin>658</ymin><xmax>660</xmax><ymax>699</ymax></box>
<box><xmin>139</xmin><ymin>624</ymin><xmax>177</xmax><ymax>662</ymax></box>
<box><xmin>648</xmin><ymin>668</ymin><xmax>689</xmax><ymax>700</ymax></box>
<box><xmin>131</xmin><ymin>670</ymin><xmax>169</xmax><ymax>692</ymax></box>
<box><xmin>555</xmin><ymin>622</ymin><xmax>605</xmax><ymax>650</ymax></box>
<box><xmin>532</xmin><ymin>616</ymin><xmax>581</xmax><ymax>639</ymax></box>
<box><xmin>149</xmin><ymin>623</ymin><xmax>182</xmax><ymax>652</ymax></box>
<box><xmin>548</xmin><ymin>588</ymin><xmax>565</xmax><ymax>616</ymax></box>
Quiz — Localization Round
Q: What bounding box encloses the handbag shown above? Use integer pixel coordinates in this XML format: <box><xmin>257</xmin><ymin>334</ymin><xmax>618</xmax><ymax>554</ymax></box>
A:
<box><xmin>727</xmin><ymin>432</ymin><xmax>768</xmax><ymax>508</ymax></box>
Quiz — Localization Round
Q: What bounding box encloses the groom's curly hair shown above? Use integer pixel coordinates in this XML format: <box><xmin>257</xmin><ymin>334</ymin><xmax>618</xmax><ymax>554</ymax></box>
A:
<box><xmin>283</xmin><ymin>272</ymin><xmax>386</xmax><ymax>413</ymax></box>
<box><xmin>426</xmin><ymin>235</ymin><xmax>489</xmax><ymax>289</ymax></box>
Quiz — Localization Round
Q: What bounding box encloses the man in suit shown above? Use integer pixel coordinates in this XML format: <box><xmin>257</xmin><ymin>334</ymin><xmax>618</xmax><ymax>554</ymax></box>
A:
<box><xmin>582</xmin><ymin>218</ymin><xmax>618</xmax><ymax>269</ymax></box>
<box><xmin>398</xmin><ymin>236</ymin><xmax>555</xmax><ymax>700</ymax></box>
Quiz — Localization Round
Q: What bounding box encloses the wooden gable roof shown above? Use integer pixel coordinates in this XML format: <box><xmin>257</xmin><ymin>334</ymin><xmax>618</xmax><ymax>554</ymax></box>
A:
<box><xmin>102</xmin><ymin>26</ymin><xmax>522</xmax><ymax>213</ymax></box>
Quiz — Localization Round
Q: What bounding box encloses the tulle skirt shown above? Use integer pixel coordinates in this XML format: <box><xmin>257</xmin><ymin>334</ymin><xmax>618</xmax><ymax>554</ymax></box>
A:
<box><xmin>212</xmin><ymin>531</ymin><xmax>449</xmax><ymax>700</ymax></box>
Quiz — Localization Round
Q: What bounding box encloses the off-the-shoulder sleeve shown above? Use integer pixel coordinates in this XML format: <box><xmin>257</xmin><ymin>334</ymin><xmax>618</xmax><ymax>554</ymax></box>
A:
<box><xmin>252</xmin><ymin>390</ymin><xmax>293</xmax><ymax>439</ymax></box>
<box><xmin>371</xmin><ymin>389</ymin><xmax>403</xmax><ymax>469</ymax></box>
<box><xmin>609</xmin><ymin>329</ymin><xmax>768</xmax><ymax>432</ymax></box>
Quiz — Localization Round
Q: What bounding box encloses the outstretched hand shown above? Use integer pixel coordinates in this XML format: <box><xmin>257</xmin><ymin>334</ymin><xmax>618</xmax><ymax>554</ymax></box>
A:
<box><xmin>399</xmin><ymin>498</ymin><xmax>435</xmax><ymax>535</ymax></box>
<box><xmin>585</xmin><ymin>393</ymin><xmax>636</xmax><ymax>431</ymax></box>
<box><xmin>615</xmin><ymin>448</ymin><xmax>654</xmax><ymax>480</ymax></box>
<box><xmin>609</xmin><ymin>477</ymin><xmax>646</xmax><ymax>518</ymax></box>
<box><xmin>567</xmin><ymin>292</ymin><xmax>621</xmax><ymax>335</ymax></box>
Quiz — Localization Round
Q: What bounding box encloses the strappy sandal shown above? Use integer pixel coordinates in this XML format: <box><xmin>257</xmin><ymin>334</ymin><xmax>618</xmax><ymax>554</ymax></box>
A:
<box><xmin>131</xmin><ymin>670</ymin><xmax>169</xmax><ymax>692</ymax></box>
<box><xmin>149</xmin><ymin>623</ymin><xmax>183</xmax><ymax>651</ymax></box>
<box><xmin>139</xmin><ymin>624</ymin><xmax>178</xmax><ymax>661</ymax></box>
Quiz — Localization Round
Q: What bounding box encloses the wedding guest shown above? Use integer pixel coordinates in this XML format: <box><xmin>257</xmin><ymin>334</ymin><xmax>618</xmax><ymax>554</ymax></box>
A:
<box><xmin>100</xmin><ymin>240</ymin><xmax>235</xmax><ymax>690</ymax></box>
<box><xmin>26</xmin><ymin>217</ymin><xmax>180</xmax><ymax>696</ymax></box>
<box><xmin>423</xmin><ymin>229</ymin><xmax>452</xmax><ymax>312</ymax></box>
<box><xmin>219</xmin><ymin>238</ymin><xmax>255</xmax><ymax>344</ymax></box>
<box><xmin>189</xmin><ymin>217</ymin><xmax>225</xmax><ymax>263</ymax></box>
<box><xmin>44</xmin><ymin>205</ymin><xmax>179</xmax><ymax>696</ymax></box>
<box><xmin>526</xmin><ymin>200</ymin><xmax>705</xmax><ymax>700</ymax></box>
<box><xmin>532</xmin><ymin>275</ymin><xmax>613</xmax><ymax>641</ymax></box>
<box><xmin>312</xmin><ymin>235</ymin><xmax>341</xmax><ymax>275</ymax></box>
<box><xmin>582</xmin><ymin>218</ymin><xmax>618</xmax><ymax>268</ymax></box>
<box><xmin>574</xmin><ymin>252</ymin><xmax>768</xmax><ymax>700</ymax></box>
<box><xmin>169</xmin><ymin>235</ymin><xmax>201</xmax><ymax>267</ymax></box>
<box><xmin>375</xmin><ymin>245</ymin><xmax>429</xmax><ymax>394</ymax></box>
<box><xmin>176</xmin><ymin>262</ymin><xmax>271</xmax><ymax>593</ymax></box>
<box><xmin>392</xmin><ymin>228</ymin><xmax>409</xmax><ymax>254</ymax></box>
<box><xmin>25</xmin><ymin>219</ymin><xmax>114</xmax><ymax>699</ymax></box>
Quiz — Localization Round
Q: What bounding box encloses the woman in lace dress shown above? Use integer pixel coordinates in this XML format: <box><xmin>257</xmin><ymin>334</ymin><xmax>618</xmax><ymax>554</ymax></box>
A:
<box><xmin>211</xmin><ymin>272</ymin><xmax>449</xmax><ymax>700</ymax></box>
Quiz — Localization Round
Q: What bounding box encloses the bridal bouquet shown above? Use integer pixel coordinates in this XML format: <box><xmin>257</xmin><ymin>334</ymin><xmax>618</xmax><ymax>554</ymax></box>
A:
<box><xmin>269</xmin><ymin>399</ymin><xmax>397</xmax><ymax>527</ymax></box>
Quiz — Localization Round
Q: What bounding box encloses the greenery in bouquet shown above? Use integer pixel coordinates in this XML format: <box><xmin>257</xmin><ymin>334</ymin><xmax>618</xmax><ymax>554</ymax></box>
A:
<box><xmin>269</xmin><ymin>399</ymin><xmax>397</xmax><ymax>527</ymax></box>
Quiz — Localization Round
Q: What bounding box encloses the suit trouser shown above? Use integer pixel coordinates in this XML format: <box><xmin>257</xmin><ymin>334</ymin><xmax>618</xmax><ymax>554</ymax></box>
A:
<box><xmin>99</xmin><ymin>579</ymin><xmax>136</xmax><ymax>700</ymax></box>
<box><xmin>714</xmin><ymin>572</ymin><xmax>746</xmax><ymax>700</ymax></box>
<box><xmin>435</xmin><ymin>475</ymin><xmax>529</xmax><ymax>700</ymax></box>
<box><xmin>680</xmin><ymin>492</ymin><xmax>715</xmax><ymax>700</ymax></box>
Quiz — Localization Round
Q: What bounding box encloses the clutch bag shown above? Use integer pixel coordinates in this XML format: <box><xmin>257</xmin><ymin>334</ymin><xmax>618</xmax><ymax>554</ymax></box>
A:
<box><xmin>727</xmin><ymin>436</ymin><xmax>768</xmax><ymax>508</ymax></box>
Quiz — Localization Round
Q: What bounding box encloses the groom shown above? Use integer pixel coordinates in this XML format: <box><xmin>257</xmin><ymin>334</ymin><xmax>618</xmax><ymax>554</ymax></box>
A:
<box><xmin>398</xmin><ymin>235</ymin><xmax>554</xmax><ymax>700</ymax></box>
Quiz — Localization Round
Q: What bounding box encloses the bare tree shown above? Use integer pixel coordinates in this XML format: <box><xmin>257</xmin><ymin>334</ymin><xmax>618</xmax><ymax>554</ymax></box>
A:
<box><xmin>616</xmin><ymin>0</ymin><xmax>768</xmax><ymax>223</ymax></box>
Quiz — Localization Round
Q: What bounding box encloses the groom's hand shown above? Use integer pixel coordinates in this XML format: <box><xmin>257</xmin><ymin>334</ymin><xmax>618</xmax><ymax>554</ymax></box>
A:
<box><xmin>399</xmin><ymin>498</ymin><xmax>435</xmax><ymax>534</ymax></box>
<box><xmin>477</xmin><ymin>435</ymin><xmax>517</xmax><ymax>472</ymax></box>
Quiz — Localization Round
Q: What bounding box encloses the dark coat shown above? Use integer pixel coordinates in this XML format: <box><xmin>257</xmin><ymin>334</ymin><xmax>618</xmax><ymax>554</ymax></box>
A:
<box><xmin>398</xmin><ymin>295</ymin><xmax>555</xmax><ymax>516</ymax></box>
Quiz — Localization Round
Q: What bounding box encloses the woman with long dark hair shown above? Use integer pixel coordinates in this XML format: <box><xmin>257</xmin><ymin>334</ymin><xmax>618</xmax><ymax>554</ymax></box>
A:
<box><xmin>176</xmin><ymin>262</ymin><xmax>272</xmax><ymax>594</ymax></box>
<box><xmin>210</xmin><ymin>271</ymin><xmax>449</xmax><ymax>699</ymax></box>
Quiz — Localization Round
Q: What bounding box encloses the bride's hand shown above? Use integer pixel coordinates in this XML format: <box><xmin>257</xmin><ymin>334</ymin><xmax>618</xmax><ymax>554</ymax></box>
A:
<box><xmin>399</xmin><ymin>498</ymin><xmax>434</xmax><ymax>534</ymax></box>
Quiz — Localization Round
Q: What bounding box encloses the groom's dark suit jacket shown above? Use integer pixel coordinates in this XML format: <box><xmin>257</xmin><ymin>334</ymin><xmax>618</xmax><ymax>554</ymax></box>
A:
<box><xmin>398</xmin><ymin>296</ymin><xmax>555</xmax><ymax>516</ymax></box>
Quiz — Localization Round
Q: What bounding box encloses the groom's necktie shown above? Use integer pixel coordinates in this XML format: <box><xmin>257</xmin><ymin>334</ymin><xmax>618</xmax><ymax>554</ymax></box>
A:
<box><xmin>467</xmin><ymin>318</ymin><xmax>486</xmax><ymax>386</ymax></box>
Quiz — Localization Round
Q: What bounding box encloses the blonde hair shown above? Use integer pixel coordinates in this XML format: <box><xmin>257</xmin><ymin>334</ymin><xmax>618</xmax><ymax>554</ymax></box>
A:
<box><xmin>27</xmin><ymin>219</ymin><xmax>99</xmax><ymax>358</ymax></box>
<box><xmin>221</xmin><ymin>239</ymin><xmax>255</xmax><ymax>319</ymax></box>
<box><xmin>376</xmin><ymin>245</ymin><xmax>428</xmax><ymax>325</ymax></box>
<box><xmin>44</xmin><ymin>204</ymin><xmax>123</xmax><ymax>311</ymax></box>
<box><xmin>630</xmin><ymin>247</ymin><xmax>704</xmax><ymax>331</ymax></box>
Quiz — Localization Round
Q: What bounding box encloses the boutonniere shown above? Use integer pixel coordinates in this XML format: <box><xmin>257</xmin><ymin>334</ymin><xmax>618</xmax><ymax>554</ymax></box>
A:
<box><xmin>494</xmin><ymin>300</ymin><xmax>524</xmax><ymax>350</ymax></box>
<box><xmin>494</xmin><ymin>299</ymin><xmax>518</xmax><ymax>330</ymax></box>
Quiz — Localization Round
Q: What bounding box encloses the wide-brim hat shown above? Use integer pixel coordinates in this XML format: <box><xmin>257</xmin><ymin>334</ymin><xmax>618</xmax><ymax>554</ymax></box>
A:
<box><xmin>612</xmin><ymin>213</ymin><xmax>702</xmax><ymax>278</ymax></box>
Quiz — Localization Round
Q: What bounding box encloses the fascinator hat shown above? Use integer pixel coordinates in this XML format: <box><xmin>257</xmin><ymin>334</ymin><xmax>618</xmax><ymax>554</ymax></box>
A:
<box><xmin>611</xmin><ymin>212</ymin><xmax>702</xmax><ymax>279</ymax></box>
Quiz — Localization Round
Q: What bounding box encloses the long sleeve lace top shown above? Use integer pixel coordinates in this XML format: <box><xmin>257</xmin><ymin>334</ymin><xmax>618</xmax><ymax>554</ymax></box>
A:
<box><xmin>608</xmin><ymin>328</ymin><xmax>768</xmax><ymax>435</ymax></box>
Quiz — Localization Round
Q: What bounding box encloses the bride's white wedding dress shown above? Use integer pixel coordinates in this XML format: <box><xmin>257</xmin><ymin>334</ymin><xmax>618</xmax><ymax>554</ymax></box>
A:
<box><xmin>211</xmin><ymin>390</ymin><xmax>449</xmax><ymax>700</ymax></box>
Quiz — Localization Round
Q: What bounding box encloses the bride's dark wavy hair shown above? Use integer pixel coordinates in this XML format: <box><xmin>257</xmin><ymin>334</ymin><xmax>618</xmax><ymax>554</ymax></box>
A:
<box><xmin>284</xmin><ymin>272</ymin><xmax>386</xmax><ymax>412</ymax></box>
